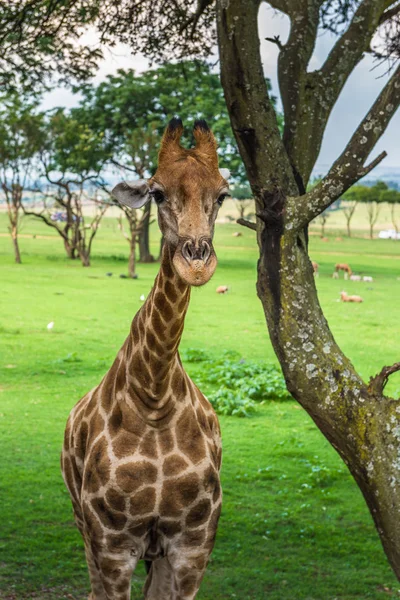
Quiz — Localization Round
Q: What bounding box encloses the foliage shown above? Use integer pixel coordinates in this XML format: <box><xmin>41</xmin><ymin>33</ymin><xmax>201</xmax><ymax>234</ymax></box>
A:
<box><xmin>76</xmin><ymin>61</ymin><xmax>282</xmax><ymax>184</ymax></box>
<box><xmin>182</xmin><ymin>348</ymin><xmax>291</xmax><ymax>417</ymax></box>
<box><xmin>1</xmin><ymin>0</ymin><xmax>398</xmax><ymax>93</ymax></box>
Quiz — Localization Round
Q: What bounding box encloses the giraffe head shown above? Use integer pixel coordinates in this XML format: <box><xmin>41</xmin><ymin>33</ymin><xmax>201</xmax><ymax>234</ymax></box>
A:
<box><xmin>112</xmin><ymin>118</ymin><xmax>230</xmax><ymax>286</ymax></box>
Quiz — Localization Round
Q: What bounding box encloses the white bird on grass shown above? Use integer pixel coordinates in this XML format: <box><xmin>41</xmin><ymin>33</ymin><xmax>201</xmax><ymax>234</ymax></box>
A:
<box><xmin>140</xmin><ymin>295</ymin><xmax>145</xmax><ymax>302</ymax></box>
<box><xmin>47</xmin><ymin>321</ymin><xmax>54</xmax><ymax>331</ymax></box>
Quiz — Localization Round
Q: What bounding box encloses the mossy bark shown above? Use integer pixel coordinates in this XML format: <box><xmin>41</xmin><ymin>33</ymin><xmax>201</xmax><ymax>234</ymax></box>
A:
<box><xmin>217</xmin><ymin>0</ymin><xmax>400</xmax><ymax>579</ymax></box>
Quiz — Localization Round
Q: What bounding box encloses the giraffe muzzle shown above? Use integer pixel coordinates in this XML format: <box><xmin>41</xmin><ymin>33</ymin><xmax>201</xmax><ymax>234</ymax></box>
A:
<box><xmin>173</xmin><ymin>237</ymin><xmax>217</xmax><ymax>286</ymax></box>
<box><xmin>181</xmin><ymin>239</ymin><xmax>211</xmax><ymax>264</ymax></box>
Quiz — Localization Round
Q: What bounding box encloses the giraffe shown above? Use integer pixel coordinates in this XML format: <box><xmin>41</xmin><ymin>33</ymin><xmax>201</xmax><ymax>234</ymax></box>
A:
<box><xmin>61</xmin><ymin>118</ymin><xmax>230</xmax><ymax>600</ymax></box>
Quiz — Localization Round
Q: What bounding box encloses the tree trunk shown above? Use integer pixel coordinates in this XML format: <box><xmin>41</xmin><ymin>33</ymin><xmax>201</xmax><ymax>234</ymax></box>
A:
<box><xmin>63</xmin><ymin>238</ymin><xmax>77</xmax><ymax>259</ymax></box>
<box><xmin>217</xmin><ymin>0</ymin><xmax>400</xmax><ymax>579</ymax></box>
<box><xmin>370</xmin><ymin>222</ymin><xmax>374</xmax><ymax>239</ymax></box>
<box><xmin>347</xmin><ymin>218</ymin><xmax>351</xmax><ymax>238</ymax></box>
<box><xmin>11</xmin><ymin>226</ymin><xmax>21</xmax><ymax>264</ymax></box>
<box><xmin>79</xmin><ymin>251</ymin><xmax>90</xmax><ymax>267</ymax></box>
<box><xmin>128</xmin><ymin>236</ymin><xmax>136</xmax><ymax>278</ymax></box>
<box><xmin>138</xmin><ymin>202</ymin><xmax>154</xmax><ymax>263</ymax></box>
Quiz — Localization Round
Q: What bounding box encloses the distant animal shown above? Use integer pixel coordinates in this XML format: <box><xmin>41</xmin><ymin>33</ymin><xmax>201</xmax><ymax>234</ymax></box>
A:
<box><xmin>216</xmin><ymin>285</ymin><xmax>229</xmax><ymax>294</ymax></box>
<box><xmin>106</xmin><ymin>272</ymin><xmax>113</xmax><ymax>277</ymax></box>
<box><xmin>321</xmin><ymin>237</ymin><xmax>329</xmax><ymax>242</ymax></box>
<box><xmin>363</xmin><ymin>276</ymin><xmax>373</xmax><ymax>282</ymax></box>
<box><xmin>311</xmin><ymin>261</ymin><xmax>319</xmax><ymax>277</ymax></box>
<box><xmin>232</xmin><ymin>231</ymin><xmax>242</xmax><ymax>237</ymax></box>
<box><xmin>349</xmin><ymin>274</ymin><xmax>361</xmax><ymax>281</ymax></box>
<box><xmin>47</xmin><ymin>321</ymin><xmax>54</xmax><ymax>331</ymax></box>
<box><xmin>333</xmin><ymin>263</ymin><xmax>352</xmax><ymax>279</ymax></box>
<box><xmin>340</xmin><ymin>291</ymin><xmax>363</xmax><ymax>303</ymax></box>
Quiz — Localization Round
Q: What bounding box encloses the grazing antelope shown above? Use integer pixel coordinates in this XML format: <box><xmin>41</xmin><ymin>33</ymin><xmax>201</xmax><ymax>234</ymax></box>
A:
<box><xmin>333</xmin><ymin>263</ymin><xmax>352</xmax><ymax>279</ymax></box>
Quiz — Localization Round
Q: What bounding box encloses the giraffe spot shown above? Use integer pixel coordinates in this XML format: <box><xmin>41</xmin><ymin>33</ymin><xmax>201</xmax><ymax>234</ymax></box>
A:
<box><xmin>75</xmin><ymin>420</ymin><xmax>88</xmax><ymax>462</ymax></box>
<box><xmin>162</xmin><ymin>455</ymin><xmax>188</xmax><ymax>477</ymax></box>
<box><xmin>91</xmin><ymin>496</ymin><xmax>127</xmax><ymax>530</ymax></box>
<box><xmin>176</xmin><ymin>408</ymin><xmax>206</xmax><ymax>464</ymax></box>
<box><xmin>143</xmin><ymin>346</ymin><xmax>150</xmax><ymax>362</ymax></box>
<box><xmin>105</xmin><ymin>488</ymin><xmax>126</xmax><ymax>513</ymax></box>
<box><xmin>116</xmin><ymin>461</ymin><xmax>158</xmax><ymax>494</ymax></box>
<box><xmin>205</xmin><ymin>505</ymin><xmax>221</xmax><ymax>550</ymax></box>
<box><xmin>178</xmin><ymin>295</ymin><xmax>188</xmax><ymax>313</ymax></box>
<box><xmin>130</xmin><ymin>354</ymin><xmax>151</xmax><ymax>385</ymax></box>
<box><xmin>120</xmin><ymin>407</ymin><xmax>147</xmax><ymax>437</ymax></box>
<box><xmin>99</xmin><ymin>557</ymin><xmax>122</xmax><ymax>580</ymax></box>
<box><xmin>155</xmin><ymin>292</ymin><xmax>173</xmax><ymax>322</ymax></box>
<box><xmin>128</xmin><ymin>516</ymin><xmax>155</xmax><ymax>537</ymax></box>
<box><xmin>105</xmin><ymin>532</ymin><xmax>132</xmax><ymax>552</ymax></box>
<box><xmin>88</xmin><ymin>410</ymin><xmax>105</xmax><ymax>442</ymax></box>
<box><xmin>151</xmin><ymin>309</ymin><xmax>166</xmax><ymax>342</ymax></box>
<box><xmin>170</xmin><ymin>322</ymin><xmax>183</xmax><ymax>339</ymax></box>
<box><xmin>84</xmin><ymin>436</ymin><xmax>111</xmax><ymax>493</ymax></box>
<box><xmin>204</xmin><ymin>465</ymin><xmax>219</xmax><ymax>494</ymax></box>
<box><xmin>176</xmin><ymin>277</ymin><xmax>188</xmax><ymax>293</ymax></box>
<box><xmin>149</xmin><ymin>355</ymin><xmax>164</xmax><ymax>375</ymax></box>
<box><xmin>139</xmin><ymin>430</ymin><xmax>158</xmax><ymax>460</ymax></box>
<box><xmin>82</xmin><ymin>502</ymin><xmax>104</xmax><ymax>539</ymax></box>
<box><xmin>61</xmin><ymin>455</ymin><xmax>74</xmax><ymax>494</ymax></box>
<box><xmin>181</xmin><ymin>527</ymin><xmax>206</xmax><ymax>546</ymax></box>
<box><xmin>159</xmin><ymin>473</ymin><xmax>200</xmax><ymax>517</ymax></box>
<box><xmin>171</xmin><ymin>371</ymin><xmax>187</xmax><ymax>399</ymax></box>
<box><xmin>158</xmin><ymin>520</ymin><xmax>182</xmax><ymax>538</ymax></box>
<box><xmin>186</xmin><ymin>499</ymin><xmax>211</xmax><ymax>528</ymax></box>
<box><xmin>108</xmin><ymin>404</ymin><xmax>123</xmax><ymax>437</ymax></box>
<box><xmin>196</xmin><ymin>388</ymin><xmax>211</xmax><ymax>411</ymax></box>
<box><xmin>179</xmin><ymin>574</ymin><xmax>198</xmax><ymax>596</ymax></box>
<box><xmin>165</xmin><ymin>280</ymin><xmax>178</xmax><ymax>303</ymax></box>
<box><xmin>196</xmin><ymin>407</ymin><xmax>208</xmax><ymax>431</ymax></box>
<box><xmin>158</xmin><ymin>429</ymin><xmax>174</xmax><ymax>454</ymax></box>
<box><xmin>163</xmin><ymin>261</ymin><xmax>174</xmax><ymax>279</ymax></box>
<box><xmin>130</xmin><ymin>486</ymin><xmax>156</xmax><ymax>516</ymax></box>
<box><xmin>63</xmin><ymin>420</ymin><xmax>71</xmax><ymax>452</ymax></box>
<box><xmin>112</xmin><ymin>431</ymin><xmax>140</xmax><ymax>459</ymax></box>
<box><xmin>146</xmin><ymin>330</ymin><xmax>156</xmax><ymax>348</ymax></box>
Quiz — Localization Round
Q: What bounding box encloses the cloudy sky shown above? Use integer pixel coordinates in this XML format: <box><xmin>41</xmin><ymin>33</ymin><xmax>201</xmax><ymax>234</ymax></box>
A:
<box><xmin>43</xmin><ymin>4</ymin><xmax>400</xmax><ymax>178</ymax></box>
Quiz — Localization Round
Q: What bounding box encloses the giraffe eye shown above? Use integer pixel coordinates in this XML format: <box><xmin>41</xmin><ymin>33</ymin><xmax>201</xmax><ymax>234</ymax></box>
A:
<box><xmin>217</xmin><ymin>193</ymin><xmax>229</xmax><ymax>206</ymax></box>
<box><xmin>151</xmin><ymin>190</ymin><xmax>165</xmax><ymax>205</ymax></box>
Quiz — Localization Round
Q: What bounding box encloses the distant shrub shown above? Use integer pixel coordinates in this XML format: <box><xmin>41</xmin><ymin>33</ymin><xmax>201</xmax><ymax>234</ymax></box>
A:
<box><xmin>182</xmin><ymin>348</ymin><xmax>291</xmax><ymax>417</ymax></box>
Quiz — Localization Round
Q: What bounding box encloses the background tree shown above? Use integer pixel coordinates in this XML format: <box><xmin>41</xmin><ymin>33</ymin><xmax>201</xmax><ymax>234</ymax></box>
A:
<box><xmin>24</xmin><ymin>109</ymin><xmax>112</xmax><ymax>266</ymax></box>
<box><xmin>0</xmin><ymin>93</ymin><xmax>44</xmax><ymax>263</ymax></box>
<box><xmin>364</xmin><ymin>181</ymin><xmax>387</xmax><ymax>239</ymax></box>
<box><xmin>381</xmin><ymin>187</ymin><xmax>400</xmax><ymax>237</ymax></box>
<box><xmin>76</xmin><ymin>61</ymin><xmax>282</xmax><ymax>262</ymax></box>
<box><xmin>341</xmin><ymin>187</ymin><xmax>360</xmax><ymax>237</ymax></box>
<box><xmin>4</xmin><ymin>0</ymin><xmax>400</xmax><ymax>582</ymax></box>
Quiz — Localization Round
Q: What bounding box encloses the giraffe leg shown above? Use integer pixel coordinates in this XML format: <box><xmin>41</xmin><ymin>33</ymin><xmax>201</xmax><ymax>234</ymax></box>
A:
<box><xmin>144</xmin><ymin>557</ymin><xmax>174</xmax><ymax>599</ymax></box>
<box><xmin>89</xmin><ymin>546</ymin><xmax>139</xmax><ymax>600</ymax></box>
<box><xmin>166</xmin><ymin>551</ymin><xmax>210</xmax><ymax>600</ymax></box>
<box><xmin>84</xmin><ymin>542</ymin><xmax>108</xmax><ymax>600</ymax></box>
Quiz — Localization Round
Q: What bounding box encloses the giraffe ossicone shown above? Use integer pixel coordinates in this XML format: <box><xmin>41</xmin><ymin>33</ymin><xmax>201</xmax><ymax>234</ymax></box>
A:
<box><xmin>61</xmin><ymin>118</ymin><xmax>230</xmax><ymax>600</ymax></box>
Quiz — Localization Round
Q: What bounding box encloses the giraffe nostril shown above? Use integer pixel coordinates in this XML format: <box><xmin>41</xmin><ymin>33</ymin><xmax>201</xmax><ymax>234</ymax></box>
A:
<box><xmin>201</xmin><ymin>240</ymin><xmax>210</xmax><ymax>262</ymax></box>
<box><xmin>182</xmin><ymin>240</ymin><xmax>194</xmax><ymax>262</ymax></box>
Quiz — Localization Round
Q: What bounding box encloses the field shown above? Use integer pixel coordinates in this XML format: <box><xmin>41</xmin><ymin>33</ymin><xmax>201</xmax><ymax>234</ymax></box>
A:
<box><xmin>1</xmin><ymin>203</ymin><xmax>400</xmax><ymax>600</ymax></box>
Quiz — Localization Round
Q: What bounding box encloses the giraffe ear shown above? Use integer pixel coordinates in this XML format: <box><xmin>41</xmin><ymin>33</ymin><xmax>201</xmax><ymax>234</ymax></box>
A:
<box><xmin>219</xmin><ymin>168</ymin><xmax>230</xmax><ymax>180</ymax></box>
<box><xmin>112</xmin><ymin>180</ymin><xmax>150</xmax><ymax>209</ymax></box>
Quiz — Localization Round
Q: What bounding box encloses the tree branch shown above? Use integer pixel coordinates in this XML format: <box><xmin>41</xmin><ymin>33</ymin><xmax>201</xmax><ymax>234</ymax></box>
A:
<box><xmin>265</xmin><ymin>35</ymin><xmax>283</xmax><ymax>50</ymax></box>
<box><xmin>237</xmin><ymin>217</ymin><xmax>257</xmax><ymax>231</ymax></box>
<box><xmin>368</xmin><ymin>362</ymin><xmax>400</xmax><ymax>395</ymax></box>
<box><xmin>379</xmin><ymin>2</ymin><xmax>400</xmax><ymax>24</ymax></box>
<box><xmin>297</xmin><ymin>64</ymin><xmax>400</xmax><ymax>225</ymax></box>
<box><xmin>284</xmin><ymin>0</ymin><xmax>388</xmax><ymax>185</ymax></box>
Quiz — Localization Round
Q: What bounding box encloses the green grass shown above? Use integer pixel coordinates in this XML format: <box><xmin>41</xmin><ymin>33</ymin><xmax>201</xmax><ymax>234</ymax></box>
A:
<box><xmin>1</xmin><ymin>208</ymin><xmax>400</xmax><ymax>599</ymax></box>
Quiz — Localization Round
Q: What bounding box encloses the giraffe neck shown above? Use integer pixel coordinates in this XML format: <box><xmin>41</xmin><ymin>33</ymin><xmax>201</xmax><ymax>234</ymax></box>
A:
<box><xmin>124</xmin><ymin>244</ymin><xmax>191</xmax><ymax>419</ymax></box>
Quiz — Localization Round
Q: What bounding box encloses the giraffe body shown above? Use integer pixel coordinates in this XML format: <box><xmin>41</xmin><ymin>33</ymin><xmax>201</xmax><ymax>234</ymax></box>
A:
<box><xmin>61</xmin><ymin>119</ymin><xmax>228</xmax><ymax>599</ymax></box>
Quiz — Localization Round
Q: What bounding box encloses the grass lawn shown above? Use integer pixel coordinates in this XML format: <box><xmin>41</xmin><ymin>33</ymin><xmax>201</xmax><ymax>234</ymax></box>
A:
<box><xmin>1</xmin><ymin>206</ymin><xmax>400</xmax><ymax>599</ymax></box>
